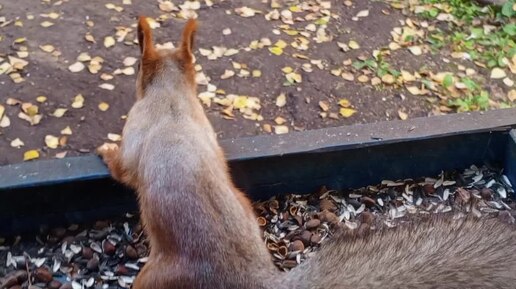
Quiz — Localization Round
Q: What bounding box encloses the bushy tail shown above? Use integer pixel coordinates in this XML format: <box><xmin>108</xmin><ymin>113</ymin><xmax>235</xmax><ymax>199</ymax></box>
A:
<box><xmin>282</xmin><ymin>215</ymin><xmax>516</xmax><ymax>289</ymax></box>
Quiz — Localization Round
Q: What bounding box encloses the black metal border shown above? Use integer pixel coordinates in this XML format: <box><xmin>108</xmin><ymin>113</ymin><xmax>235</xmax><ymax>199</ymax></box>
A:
<box><xmin>1</xmin><ymin>108</ymin><xmax>515</xmax><ymax>235</ymax></box>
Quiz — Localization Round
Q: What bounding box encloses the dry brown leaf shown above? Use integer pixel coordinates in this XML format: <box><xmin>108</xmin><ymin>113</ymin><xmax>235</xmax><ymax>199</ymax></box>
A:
<box><xmin>319</xmin><ymin>101</ymin><xmax>329</xmax><ymax>112</ymax></box>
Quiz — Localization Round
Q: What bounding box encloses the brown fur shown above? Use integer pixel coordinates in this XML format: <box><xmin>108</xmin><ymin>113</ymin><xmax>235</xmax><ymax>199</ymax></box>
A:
<box><xmin>99</xmin><ymin>17</ymin><xmax>516</xmax><ymax>289</ymax></box>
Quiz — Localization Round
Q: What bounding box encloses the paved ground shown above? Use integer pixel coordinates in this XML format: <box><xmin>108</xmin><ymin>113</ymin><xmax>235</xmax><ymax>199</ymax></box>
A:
<box><xmin>0</xmin><ymin>0</ymin><xmax>514</xmax><ymax>165</ymax></box>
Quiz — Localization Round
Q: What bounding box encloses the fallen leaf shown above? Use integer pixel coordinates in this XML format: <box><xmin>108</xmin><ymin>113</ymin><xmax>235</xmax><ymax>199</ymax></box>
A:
<box><xmin>24</xmin><ymin>150</ymin><xmax>40</xmax><ymax>161</ymax></box>
<box><xmin>252</xmin><ymin>70</ymin><xmax>262</xmax><ymax>77</ymax></box>
<box><xmin>61</xmin><ymin>126</ymin><xmax>72</xmax><ymax>135</ymax></box>
<box><xmin>490</xmin><ymin>68</ymin><xmax>507</xmax><ymax>79</ymax></box>
<box><xmin>285</xmin><ymin>72</ymin><xmax>302</xmax><ymax>84</ymax></box>
<box><xmin>357</xmin><ymin>75</ymin><xmax>369</xmax><ymax>83</ymax></box>
<box><xmin>55</xmin><ymin>151</ymin><xmax>67</xmax><ymax>159</ymax></box>
<box><xmin>45</xmin><ymin>135</ymin><xmax>59</xmax><ymax>149</ymax></box>
<box><xmin>99</xmin><ymin>83</ymin><xmax>115</xmax><ymax>90</ymax></box>
<box><xmin>85</xmin><ymin>33</ymin><xmax>96</xmax><ymax>43</ymax></box>
<box><xmin>10</xmin><ymin>138</ymin><xmax>24</xmax><ymax>148</ymax></box>
<box><xmin>339</xmin><ymin>108</ymin><xmax>357</xmax><ymax>118</ymax></box>
<box><xmin>398</xmin><ymin>110</ymin><xmax>408</xmax><ymax>120</ymax></box>
<box><xmin>18</xmin><ymin>112</ymin><xmax>42</xmax><ymax>125</ymax></box>
<box><xmin>235</xmin><ymin>6</ymin><xmax>258</xmax><ymax>17</ymax></box>
<box><xmin>348</xmin><ymin>40</ymin><xmax>360</xmax><ymax>50</ymax></box>
<box><xmin>408</xmin><ymin>46</ymin><xmax>422</xmax><ymax>56</ymax></box>
<box><xmin>274</xmin><ymin>116</ymin><xmax>286</xmax><ymax>125</ymax></box>
<box><xmin>108</xmin><ymin>133</ymin><xmax>122</xmax><ymax>142</ymax></box>
<box><xmin>0</xmin><ymin>104</ymin><xmax>4</xmax><ymax>120</ymax></box>
<box><xmin>220</xmin><ymin>69</ymin><xmax>235</xmax><ymax>79</ymax></box>
<box><xmin>36</xmin><ymin>96</ymin><xmax>47</xmax><ymax>103</ymax></box>
<box><xmin>319</xmin><ymin>101</ymin><xmax>329</xmax><ymax>112</ymax></box>
<box><xmin>0</xmin><ymin>115</ymin><xmax>10</xmax><ymax>128</ymax></box>
<box><xmin>39</xmin><ymin>44</ymin><xmax>55</xmax><ymax>53</ymax></box>
<box><xmin>52</xmin><ymin>108</ymin><xmax>67</xmax><ymax>117</ymax></box>
<box><xmin>104</xmin><ymin>36</ymin><xmax>116</xmax><ymax>48</ymax></box>
<box><xmin>338</xmin><ymin>99</ymin><xmax>351</xmax><ymax>108</ymax></box>
<box><xmin>222</xmin><ymin>28</ymin><xmax>232</xmax><ymax>35</ymax></box>
<box><xmin>91</xmin><ymin>100</ymin><xmax>108</xmax><ymax>114</ymax></box>
<box><xmin>274</xmin><ymin>125</ymin><xmax>289</xmax><ymax>134</ymax></box>
<box><xmin>123</xmin><ymin>56</ymin><xmax>137</xmax><ymax>66</ymax></box>
<box><xmin>77</xmin><ymin>52</ymin><xmax>91</xmax><ymax>62</ymax></box>
<box><xmin>356</xmin><ymin>10</ymin><xmax>369</xmax><ymax>18</ymax></box>
<box><xmin>71</xmin><ymin>94</ymin><xmax>84</xmax><ymax>108</ymax></box>
<box><xmin>268</xmin><ymin>46</ymin><xmax>283</xmax><ymax>56</ymax></box>
<box><xmin>40</xmin><ymin>21</ymin><xmax>54</xmax><ymax>27</ymax></box>
<box><xmin>159</xmin><ymin>1</ymin><xmax>177</xmax><ymax>12</ymax></box>
<box><xmin>276</xmin><ymin>93</ymin><xmax>287</xmax><ymax>107</ymax></box>
<box><xmin>68</xmin><ymin>62</ymin><xmax>85</xmax><ymax>73</ymax></box>
<box><xmin>381</xmin><ymin>74</ymin><xmax>396</xmax><ymax>84</ymax></box>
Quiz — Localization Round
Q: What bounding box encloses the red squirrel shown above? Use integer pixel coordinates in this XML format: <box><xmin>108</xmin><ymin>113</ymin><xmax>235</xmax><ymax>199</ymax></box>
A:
<box><xmin>98</xmin><ymin>16</ymin><xmax>516</xmax><ymax>289</ymax></box>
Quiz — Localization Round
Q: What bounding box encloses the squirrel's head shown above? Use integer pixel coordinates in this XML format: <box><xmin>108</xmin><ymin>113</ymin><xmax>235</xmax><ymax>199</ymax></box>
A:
<box><xmin>135</xmin><ymin>16</ymin><xmax>197</xmax><ymax>99</ymax></box>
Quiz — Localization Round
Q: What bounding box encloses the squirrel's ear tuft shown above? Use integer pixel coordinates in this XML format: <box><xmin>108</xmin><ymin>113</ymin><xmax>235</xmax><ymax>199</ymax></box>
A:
<box><xmin>137</xmin><ymin>16</ymin><xmax>156</xmax><ymax>59</ymax></box>
<box><xmin>179</xmin><ymin>19</ymin><xmax>197</xmax><ymax>63</ymax></box>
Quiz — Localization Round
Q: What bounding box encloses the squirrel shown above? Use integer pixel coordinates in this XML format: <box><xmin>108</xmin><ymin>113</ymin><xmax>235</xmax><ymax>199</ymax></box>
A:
<box><xmin>97</xmin><ymin>16</ymin><xmax>516</xmax><ymax>289</ymax></box>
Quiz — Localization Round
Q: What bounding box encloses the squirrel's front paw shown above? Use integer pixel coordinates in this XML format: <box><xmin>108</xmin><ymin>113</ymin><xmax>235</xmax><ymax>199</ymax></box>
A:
<box><xmin>96</xmin><ymin>143</ymin><xmax>120</xmax><ymax>161</ymax></box>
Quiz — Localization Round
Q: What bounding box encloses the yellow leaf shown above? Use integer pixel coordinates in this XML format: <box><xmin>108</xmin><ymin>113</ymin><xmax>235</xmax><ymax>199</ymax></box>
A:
<box><xmin>36</xmin><ymin>96</ymin><xmax>47</xmax><ymax>103</ymax></box>
<box><xmin>252</xmin><ymin>70</ymin><xmax>262</xmax><ymax>77</ymax></box>
<box><xmin>268</xmin><ymin>46</ymin><xmax>283</xmax><ymax>56</ymax></box>
<box><xmin>282</xmin><ymin>66</ymin><xmax>293</xmax><ymax>73</ymax></box>
<box><xmin>286</xmin><ymin>72</ymin><xmax>302</xmax><ymax>83</ymax></box>
<box><xmin>24</xmin><ymin>150</ymin><xmax>40</xmax><ymax>161</ymax></box>
<box><xmin>275</xmin><ymin>40</ymin><xmax>287</xmax><ymax>48</ymax></box>
<box><xmin>338</xmin><ymin>99</ymin><xmax>351</xmax><ymax>108</ymax></box>
<box><xmin>233</xmin><ymin>96</ymin><xmax>248</xmax><ymax>109</ymax></box>
<box><xmin>98</xmin><ymin>102</ymin><xmax>110</xmax><ymax>111</ymax></box>
<box><xmin>339</xmin><ymin>107</ymin><xmax>357</xmax><ymax>118</ymax></box>
<box><xmin>348</xmin><ymin>40</ymin><xmax>360</xmax><ymax>49</ymax></box>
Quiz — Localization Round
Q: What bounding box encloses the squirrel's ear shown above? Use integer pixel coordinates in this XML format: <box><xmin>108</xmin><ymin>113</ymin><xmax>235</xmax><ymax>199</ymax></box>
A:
<box><xmin>179</xmin><ymin>19</ymin><xmax>197</xmax><ymax>63</ymax></box>
<box><xmin>137</xmin><ymin>16</ymin><xmax>156</xmax><ymax>59</ymax></box>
